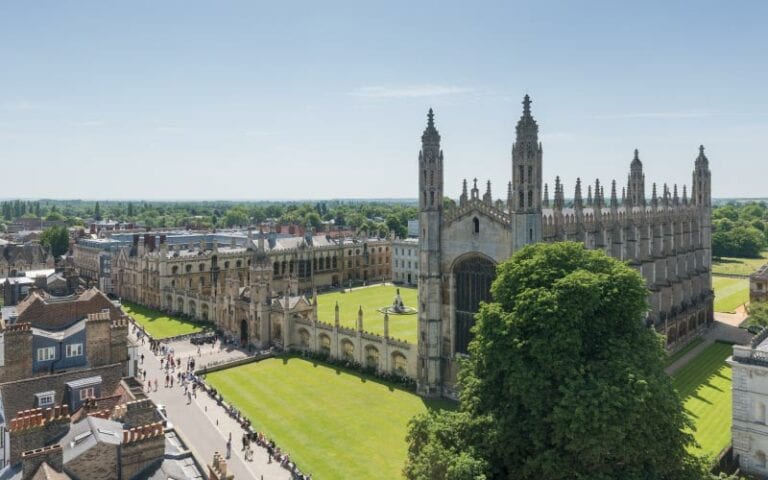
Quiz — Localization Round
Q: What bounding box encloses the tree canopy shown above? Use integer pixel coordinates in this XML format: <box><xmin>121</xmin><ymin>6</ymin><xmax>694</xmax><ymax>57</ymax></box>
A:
<box><xmin>713</xmin><ymin>201</ymin><xmax>768</xmax><ymax>258</ymax></box>
<box><xmin>40</xmin><ymin>225</ymin><xmax>69</xmax><ymax>258</ymax></box>
<box><xmin>405</xmin><ymin>242</ymin><xmax>706</xmax><ymax>480</ymax></box>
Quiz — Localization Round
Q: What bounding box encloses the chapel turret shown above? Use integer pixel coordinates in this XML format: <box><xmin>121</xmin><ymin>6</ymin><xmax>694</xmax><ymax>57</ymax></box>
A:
<box><xmin>511</xmin><ymin>95</ymin><xmax>542</xmax><ymax>213</ymax></box>
<box><xmin>627</xmin><ymin>149</ymin><xmax>646</xmax><ymax>207</ymax></box>
<box><xmin>419</xmin><ymin>108</ymin><xmax>443</xmax><ymax>212</ymax></box>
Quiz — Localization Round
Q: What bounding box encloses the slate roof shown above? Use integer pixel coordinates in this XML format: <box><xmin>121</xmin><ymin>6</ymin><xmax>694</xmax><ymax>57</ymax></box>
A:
<box><xmin>61</xmin><ymin>416</ymin><xmax>123</xmax><ymax>463</ymax></box>
<box><xmin>13</xmin><ymin>288</ymin><xmax>121</xmax><ymax>330</ymax></box>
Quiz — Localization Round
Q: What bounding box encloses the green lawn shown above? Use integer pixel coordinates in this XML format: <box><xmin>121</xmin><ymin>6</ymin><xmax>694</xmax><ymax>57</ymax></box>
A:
<box><xmin>672</xmin><ymin>341</ymin><xmax>733</xmax><ymax>459</ymax></box>
<box><xmin>666</xmin><ymin>337</ymin><xmax>705</xmax><ymax>367</ymax></box>
<box><xmin>712</xmin><ymin>251</ymin><xmax>768</xmax><ymax>276</ymax></box>
<box><xmin>206</xmin><ymin>357</ymin><xmax>452</xmax><ymax>480</ymax></box>
<box><xmin>316</xmin><ymin>285</ymin><xmax>418</xmax><ymax>343</ymax></box>
<box><xmin>121</xmin><ymin>301</ymin><xmax>205</xmax><ymax>339</ymax></box>
<box><xmin>712</xmin><ymin>276</ymin><xmax>749</xmax><ymax>313</ymax></box>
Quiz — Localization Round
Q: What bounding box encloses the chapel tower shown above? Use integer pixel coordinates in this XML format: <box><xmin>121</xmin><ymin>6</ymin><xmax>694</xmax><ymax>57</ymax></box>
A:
<box><xmin>417</xmin><ymin>108</ymin><xmax>444</xmax><ymax>396</ymax></box>
<box><xmin>692</xmin><ymin>145</ymin><xmax>713</xmax><ymax>277</ymax></box>
<box><xmin>627</xmin><ymin>149</ymin><xmax>646</xmax><ymax>207</ymax></box>
<box><xmin>511</xmin><ymin>95</ymin><xmax>543</xmax><ymax>247</ymax></box>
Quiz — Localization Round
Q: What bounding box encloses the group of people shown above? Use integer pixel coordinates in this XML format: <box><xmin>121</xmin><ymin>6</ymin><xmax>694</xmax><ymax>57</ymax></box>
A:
<box><xmin>238</xmin><ymin>431</ymin><xmax>311</xmax><ymax>479</ymax></box>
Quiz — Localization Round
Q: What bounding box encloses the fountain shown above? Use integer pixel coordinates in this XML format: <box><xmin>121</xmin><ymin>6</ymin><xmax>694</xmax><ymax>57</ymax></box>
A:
<box><xmin>378</xmin><ymin>288</ymin><xmax>417</xmax><ymax>315</ymax></box>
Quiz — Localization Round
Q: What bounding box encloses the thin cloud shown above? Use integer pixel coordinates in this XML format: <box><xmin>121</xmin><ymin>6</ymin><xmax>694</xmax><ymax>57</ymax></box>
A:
<box><xmin>70</xmin><ymin>120</ymin><xmax>103</xmax><ymax>127</ymax></box>
<box><xmin>590</xmin><ymin>111</ymin><xmax>713</xmax><ymax>120</ymax></box>
<box><xmin>1</xmin><ymin>99</ymin><xmax>46</xmax><ymax>111</ymax></box>
<box><xmin>350</xmin><ymin>84</ymin><xmax>476</xmax><ymax>99</ymax></box>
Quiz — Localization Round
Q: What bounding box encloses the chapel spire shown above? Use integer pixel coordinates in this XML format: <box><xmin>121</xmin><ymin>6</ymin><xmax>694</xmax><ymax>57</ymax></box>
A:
<box><xmin>512</xmin><ymin>95</ymin><xmax>542</xmax><ymax>214</ymax></box>
<box><xmin>418</xmin><ymin>108</ymin><xmax>443</xmax><ymax>212</ymax></box>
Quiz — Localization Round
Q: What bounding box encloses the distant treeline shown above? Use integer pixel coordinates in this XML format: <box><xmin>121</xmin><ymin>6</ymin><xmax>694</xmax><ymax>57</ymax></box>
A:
<box><xmin>713</xmin><ymin>201</ymin><xmax>768</xmax><ymax>258</ymax></box>
<box><xmin>0</xmin><ymin>199</ymin><xmax>418</xmax><ymax>239</ymax></box>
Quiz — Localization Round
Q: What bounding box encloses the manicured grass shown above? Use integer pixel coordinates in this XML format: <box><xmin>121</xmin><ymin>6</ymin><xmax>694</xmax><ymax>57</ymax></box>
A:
<box><xmin>712</xmin><ymin>276</ymin><xmax>749</xmax><ymax>313</ymax></box>
<box><xmin>206</xmin><ymin>357</ymin><xmax>453</xmax><ymax>480</ymax></box>
<box><xmin>712</xmin><ymin>251</ymin><xmax>768</xmax><ymax>276</ymax></box>
<box><xmin>672</xmin><ymin>341</ymin><xmax>733</xmax><ymax>459</ymax></box>
<box><xmin>666</xmin><ymin>336</ymin><xmax>705</xmax><ymax>367</ymax></box>
<box><xmin>121</xmin><ymin>301</ymin><xmax>205</xmax><ymax>339</ymax></box>
<box><xmin>316</xmin><ymin>285</ymin><xmax>418</xmax><ymax>343</ymax></box>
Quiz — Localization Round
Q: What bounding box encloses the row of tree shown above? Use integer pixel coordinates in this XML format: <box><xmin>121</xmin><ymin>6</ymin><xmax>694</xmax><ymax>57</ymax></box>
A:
<box><xmin>0</xmin><ymin>199</ymin><xmax>419</xmax><ymax>239</ymax></box>
<box><xmin>713</xmin><ymin>201</ymin><xmax>768</xmax><ymax>258</ymax></box>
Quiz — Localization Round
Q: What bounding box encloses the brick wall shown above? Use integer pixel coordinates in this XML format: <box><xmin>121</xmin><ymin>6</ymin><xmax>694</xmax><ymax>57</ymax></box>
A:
<box><xmin>0</xmin><ymin>324</ymin><xmax>33</xmax><ymax>383</ymax></box>
<box><xmin>86</xmin><ymin>312</ymin><xmax>112</xmax><ymax>368</ymax></box>
<box><xmin>120</xmin><ymin>422</ymin><xmax>165</xmax><ymax>480</ymax></box>
<box><xmin>20</xmin><ymin>444</ymin><xmax>63</xmax><ymax>480</ymax></box>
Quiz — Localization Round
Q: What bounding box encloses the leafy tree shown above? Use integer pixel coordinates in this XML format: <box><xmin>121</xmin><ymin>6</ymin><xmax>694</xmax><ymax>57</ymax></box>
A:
<box><xmin>405</xmin><ymin>242</ymin><xmax>705</xmax><ymax>480</ymax></box>
<box><xmin>40</xmin><ymin>225</ymin><xmax>69</xmax><ymax>258</ymax></box>
<box><xmin>45</xmin><ymin>211</ymin><xmax>65</xmax><ymax>221</ymax></box>
<box><xmin>713</xmin><ymin>226</ymin><xmax>765</xmax><ymax>258</ymax></box>
<box><xmin>223</xmin><ymin>207</ymin><xmax>249</xmax><ymax>227</ymax></box>
<box><xmin>94</xmin><ymin>201</ymin><xmax>102</xmax><ymax>221</ymax></box>
<box><xmin>747</xmin><ymin>302</ymin><xmax>768</xmax><ymax>328</ymax></box>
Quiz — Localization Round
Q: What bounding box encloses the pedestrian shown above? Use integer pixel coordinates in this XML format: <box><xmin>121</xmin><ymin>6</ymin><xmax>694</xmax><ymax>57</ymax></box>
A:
<box><xmin>154</xmin><ymin>379</ymin><xmax>158</xmax><ymax>392</ymax></box>
<box><xmin>140</xmin><ymin>353</ymin><xmax>144</xmax><ymax>364</ymax></box>
<box><xmin>170</xmin><ymin>376</ymin><xmax>174</xmax><ymax>387</ymax></box>
<box><xmin>165</xmin><ymin>374</ymin><xmax>169</xmax><ymax>388</ymax></box>
<box><xmin>187</xmin><ymin>391</ymin><xmax>192</xmax><ymax>404</ymax></box>
<box><xmin>226</xmin><ymin>437</ymin><xmax>232</xmax><ymax>459</ymax></box>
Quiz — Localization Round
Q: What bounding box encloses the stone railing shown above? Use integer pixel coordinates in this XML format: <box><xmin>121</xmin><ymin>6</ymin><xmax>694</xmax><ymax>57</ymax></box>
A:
<box><xmin>733</xmin><ymin>343</ymin><xmax>768</xmax><ymax>367</ymax></box>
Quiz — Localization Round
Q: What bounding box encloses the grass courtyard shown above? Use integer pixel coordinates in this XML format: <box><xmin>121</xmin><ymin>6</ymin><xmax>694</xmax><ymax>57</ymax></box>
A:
<box><xmin>206</xmin><ymin>357</ymin><xmax>452</xmax><ymax>480</ymax></box>
<box><xmin>672</xmin><ymin>341</ymin><xmax>733</xmax><ymax>459</ymax></box>
<box><xmin>121</xmin><ymin>301</ymin><xmax>205</xmax><ymax>339</ymax></box>
<box><xmin>712</xmin><ymin>251</ymin><xmax>768</xmax><ymax>276</ymax></box>
<box><xmin>712</xmin><ymin>276</ymin><xmax>749</xmax><ymax>313</ymax></box>
<box><xmin>316</xmin><ymin>285</ymin><xmax>418</xmax><ymax>343</ymax></box>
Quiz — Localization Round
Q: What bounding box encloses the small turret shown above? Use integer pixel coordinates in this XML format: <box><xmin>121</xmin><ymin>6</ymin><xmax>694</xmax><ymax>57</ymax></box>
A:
<box><xmin>334</xmin><ymin>301</ymin><xmax>340</xmax><ymax>327</ymax></box>
<box><xmin>587</xmin><ymin>185</ymin><xmax>593</xmax><ymax>207</ymax></box>
<box><xmin>651</xmin><ymin>183</ymin><xmax>658</xmax><ymax>208</ymax></box>
<box><xmin>610</xmin><ymin>180</ymin><xmax>618</xmax><ymax>210</ymax></box>
<box><xmin>460</xmin><ymin>179</ymin><xmax>468</xmax><ymax>206</ymax></box>
<box><xmin>554</xmin><ymin>177</ymin><xmax>564</xmax><ymax>211</ymax></box>
<box><xmin>483</xmin><ymin>180</ymin><xmax>492</xmax><ymax>206</ymax></box>
<box><xmin>542</xmin><ymin>183</ymin><xmax>550</xmax><ymax>208</ymax></box>
<box><xmin>574</xmin><ymin>178</ymin><xmax>583</xmax><ymax>210</ymax></box>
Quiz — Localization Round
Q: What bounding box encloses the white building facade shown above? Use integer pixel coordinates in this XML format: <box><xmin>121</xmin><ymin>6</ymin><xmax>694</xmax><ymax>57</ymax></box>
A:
<box><xmin>392</xmin><ymin>238</ymin><xmax>418</xmax><ymax>286</ymax></box>
<box><xmin>730</xmin><ymin>333</ymin><xmax>768</xmax><ymax>478</ymax></box>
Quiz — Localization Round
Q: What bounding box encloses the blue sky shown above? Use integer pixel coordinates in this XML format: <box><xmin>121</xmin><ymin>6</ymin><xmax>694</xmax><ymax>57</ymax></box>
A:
<box><xmin>0</xmin><ymin>1</ymin><xmax>766</xmax><ymax>200</ymax></box>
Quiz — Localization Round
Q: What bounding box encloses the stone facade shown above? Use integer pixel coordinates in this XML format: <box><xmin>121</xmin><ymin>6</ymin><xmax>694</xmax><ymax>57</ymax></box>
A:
<box><xmin>751</xmin><ymin>264</ymin><xmax>768</xmax><ymax>304</ymax></box>
<box><xmin>0</xmin><ymin>244</ymin><xmax>54</xmax><ymax>278</ymax></box>
<box><xmin>729</xmin><ymin>334</ymin><xmax>768</xmax><ymax>477</ymax></box>
<box><xmin>113</xmin><ymin>231</ymin><xmax>391</xmax><ymax>315</ymax></box>
<box><xmin>416</xmin><ymin>96</ymin><xmax>714</xmax><ymax>397</ymax></box>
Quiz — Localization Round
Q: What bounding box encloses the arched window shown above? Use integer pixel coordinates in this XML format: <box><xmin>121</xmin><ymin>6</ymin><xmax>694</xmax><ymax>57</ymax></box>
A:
<box><xmin>519</xmin><ymin>165</ymin><xmax>524</xmax><ymax>183</ymax></box>
<box><xmin>185</xmin><ymin>265</ymin><xmax>192</xmax><ymax>273</ymax></box>
<box><xmin>236</xmin><ymin>260</ymin><xmax>242</xmax><ymax>268</ymax></box>
<box><xmin>519</xmin><ymin>191</ymin><xmax>525</xmax><ymax>208</ymax></box>
<box><xmin>473</xmin><ymin>217</ymin><xmax>479</xmax><ymax>234</ymax></box>
<box><xmin>430</xmin><ymin>191</ymin><xmax>435</xmax><ymax>206</ymax></box>
<box><xmin>757</xmin><ymin>451</ymin><xmax>767</xmax><ymax>469</ymax></box>
<box><xmin>224</xmin><ymin>261</ymin><xmax>230</xmax><ymax>269</ymax></box>
<box><xmin>528</xmin><ymin>190</ymin><xmax>533</xmax><ymax>207</ymax></box>
<box><xmin>528</xmin><ymin>166</ymin><xmax>532</xmax><ymax>181</ymax></box>
<box><xmin>199</xmin><ymin>263</ymin><xmax>205</xmax><ymax>272</ymax></box>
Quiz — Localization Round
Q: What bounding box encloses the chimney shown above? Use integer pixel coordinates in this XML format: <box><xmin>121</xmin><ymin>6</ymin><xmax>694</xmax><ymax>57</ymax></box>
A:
<box><xmin>21</xmin><ymin>444</ymin><xmax>63</xmax><ymax>480</ymax></box>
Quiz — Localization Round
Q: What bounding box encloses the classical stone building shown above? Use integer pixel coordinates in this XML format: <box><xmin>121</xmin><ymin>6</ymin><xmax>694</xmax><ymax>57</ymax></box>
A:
<box><xmin>729</xmin><ymin>332</ymin><xmax>768</xmax><ymax>478</ymax></box>
<box><xmin>416</xmin><ymin>96</ymin><xmax>713</xmax><ymax>396</ymax></box>
<box><xmin>113</xmin><ymin>231</ymin><xmax>414</xmax><ymax>378</ymax></box>
<box><xmin>0</xmin><ymin>244</ymin><xmax>54</xmax><ymax>278</ymax></box>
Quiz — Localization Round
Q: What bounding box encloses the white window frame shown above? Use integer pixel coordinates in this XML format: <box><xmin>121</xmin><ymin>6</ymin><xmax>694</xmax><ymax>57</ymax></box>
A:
<box><xmin>37</xmin><ymin>391</ymin><xmax>55</xmax><ymax>407</ymax></box>
<box><xmin>65</xmin><ymin>343</ymin><xmax>83</xmax><ymax>358</ymax></box>
<box><xmin>37</xmin><ymin>347</ymin><xmax>56</xmax><ymax>362</ymax></box>
<box><xmin>79</xmin><ymin>387</ymin><xmax>95</xmax><ymax>401</ymax></box>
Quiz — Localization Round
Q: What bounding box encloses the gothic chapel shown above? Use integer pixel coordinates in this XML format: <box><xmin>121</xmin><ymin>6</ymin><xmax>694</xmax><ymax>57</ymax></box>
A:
<box><xmin>416</xmin><ymin>96</ymin><xmax>713</xmax><ymax>397</ymax></box>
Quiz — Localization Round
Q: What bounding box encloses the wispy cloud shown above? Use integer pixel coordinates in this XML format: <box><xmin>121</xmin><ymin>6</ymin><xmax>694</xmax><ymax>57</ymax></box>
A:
<box><xmin>589</xmin><ymin>111</ymin><xmax>713</xmax><ymax>120</ymax></box>
<box><xmin>242</xmin><ymin>129</ymin><xmax>278</xmax><ymax>137</ymax></box>
<box><xmin>350</xmin><ymin>84</ymin><xmax>476</xmax><ymax>99</ymax></box>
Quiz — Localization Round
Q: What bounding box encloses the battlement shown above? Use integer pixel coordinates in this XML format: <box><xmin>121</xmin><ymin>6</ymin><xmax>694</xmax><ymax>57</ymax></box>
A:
<box><xmin>122</xmin><ymin>421</ymin><xmax>164</xmax><ymax>444</ymax></box>
<box><xmin>10</xmin><ymin>405</ymin><xmax>71</xmax><ymax>432</ymax></box>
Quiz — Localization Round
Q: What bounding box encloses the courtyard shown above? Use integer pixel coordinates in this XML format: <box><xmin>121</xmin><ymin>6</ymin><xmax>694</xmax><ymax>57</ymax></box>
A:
<box><xmin>121</xmin><ymin>301</ymin><xmax>206</xmax><ymax>339</ymax></box>
<box><xmin>672</xmin><ymin>341</ymin><xmax>733</xmax><ymax>459</ymax></box>
<box><xmin>316</xmin><ymin>284</ymin><xmax>418</xmax><ymax>343</ymax></box>
<box><xmin>205</xmin><ymin>356</ymin><xmax>453</xmax><ymax>480</ymax></box>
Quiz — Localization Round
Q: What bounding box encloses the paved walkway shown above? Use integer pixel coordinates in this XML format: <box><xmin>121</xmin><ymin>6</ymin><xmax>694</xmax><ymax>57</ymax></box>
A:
<box><xmin>132</xmin><ymin>333</ymin><xmax>291</xmax><ymax>480</ymax></box>
<box><xmin>665</xmin><ymin>317</ymin><xmax>751</xmax><ymax>375</ymax></box>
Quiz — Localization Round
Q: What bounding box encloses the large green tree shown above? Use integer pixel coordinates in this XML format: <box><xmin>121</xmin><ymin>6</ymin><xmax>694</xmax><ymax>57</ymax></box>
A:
<box><xmin>40</xmin><ymin>225</ymin><xmax>70</xmax><ymax>258</ymax></box>
<box><xmin>405</xmin><ymin>242</ymin><xmax>705</xmax><ymax>480</ymax></box>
